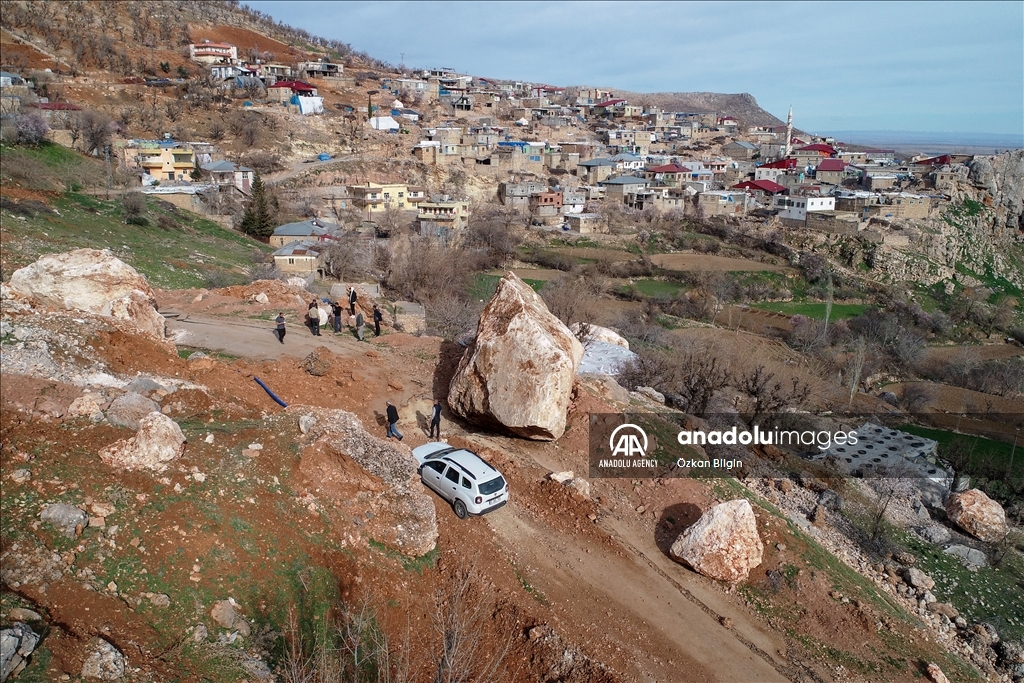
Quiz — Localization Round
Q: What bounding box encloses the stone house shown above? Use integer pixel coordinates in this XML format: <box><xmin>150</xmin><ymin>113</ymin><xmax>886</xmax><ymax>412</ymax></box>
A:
<box><xmin>269</xmin><ymin>219</ymin><xmax>338</xmax><ymax>248</ymax></box>
<box><xmin>577</xmin><ymin>158</ymin><xmax>617</xmax><ymax>183</ymax></box>
<box><xmin>815</xmin><ymin>158</ymin><xmax>849</xmax><ymax>185</ymax></box>
<box><xmin>722</xmin><ymin>140</ymin><xmax>759</xmax><ymax>160</ymax></box>
<box><xmin>498</xmin><ymin>180</ymin><xmax>548</xmax><ymax>209</ymax></box>
<box><xmin>566</xmin><ymin>213</ymin><xmax>605</xmax><ymax>234</ymax></box>
<box><xmin>417</xmin><ymin>197</ymin><xmax>470</xmax><ymax>240</ymax></box>
<box><xmin>773</xmin><ymin>194</ymin><xmax>835</xmax><ymax>222</ymax></box>
<box><xmin>201</xmin><ymin>160</ymin><xmax>253</xmax><ymax>194</ymax></box>
<box><xmin>272</xmin><ymin>240</ymin><xmax>324</xmax><ymax>276</ymax></box>
<box><xmin>350</xmin><ymin>182</ymin><xmax>415</xmax><ymax>213</ymax></box>
<box><xmin>698</xmin><ymin>191</ymin><xmax>749</xmax><ymax>217</ymax></box>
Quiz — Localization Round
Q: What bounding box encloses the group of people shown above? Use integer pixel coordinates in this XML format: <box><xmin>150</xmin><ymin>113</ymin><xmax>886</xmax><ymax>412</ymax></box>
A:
<box><xmin>385</xmin><ymin>398</ymin><xmax>443</xmax><ymax>441</ymax></box>
<box><xmin>274</xmin><ymin>286</ymin><xmax>384</xmax><ymax>344</ymax></box>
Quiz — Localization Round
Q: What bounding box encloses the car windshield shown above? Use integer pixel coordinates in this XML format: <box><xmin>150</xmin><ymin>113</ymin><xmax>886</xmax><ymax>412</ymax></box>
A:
<box><xmin>479</xmin><ymin>476</ymin><xmax>505</xmax><ymax>495</ymax></box>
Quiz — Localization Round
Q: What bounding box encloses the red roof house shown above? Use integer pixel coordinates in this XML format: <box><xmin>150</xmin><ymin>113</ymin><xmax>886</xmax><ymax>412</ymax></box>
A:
<box><xmin>816</xmin><ymin>159</ymin><xmax>848</xmax><ymax>172</ymax></box>
<box><xmin>733</xmin><ymin>179</ymin><xmax>788</xmax><ymax>195</ymax></box>
<box><xmin>796</xmin><ymin>143</ymin><xmax>836</xmax><ymax>156</ymax></box>
<box><xmin>758</xmin><ymin>158</ymin><xmax>798</xmax><ymax>169</ymax></box>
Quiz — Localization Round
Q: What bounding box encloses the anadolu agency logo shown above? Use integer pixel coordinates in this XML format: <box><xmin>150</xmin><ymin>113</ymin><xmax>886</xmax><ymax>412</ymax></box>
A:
<box><xmin>601</xmin><ymin>423</ymin><xmax>658</xmax><ymax>468</ymax></box>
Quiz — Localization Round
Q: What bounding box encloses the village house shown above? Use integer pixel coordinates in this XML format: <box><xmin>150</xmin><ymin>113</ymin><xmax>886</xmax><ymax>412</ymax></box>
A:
<box><xmin>644</xmin><ymin>163</ymin><xmax>690</xmax><ymax>188</ymax></box>
<box><xmin>577</xmin><ymin>157</ymin><xmax>617</xmax><ymax>183</ymax></box>
<box><xmin>299</xmin><ymin>60</ymin><xmax>343</xmax><ymax>79</ymax></box>
<box><xmin>774</xmin><ymin>194</ymin><xmax>836</xmax><ymax>223</ymax></box>
<box><xmin>134</xmin><ymin>145</ymin><xmax>196</xmax><ymax>182</ymax></box>
<box><xmin>561</xmin><ymin>188</ymin><xmax>587</xmax><ymax>214</ymax></box>
<box><xmin>267</xmin><ymin>80</ymin><xmax>318</xmax><ymax>104</ymax></box>
<box><xmin>732</xmin><ymin>179</ymin><xmax>788</xmax><ymax>204</ymax></box>
<box><xmin>417</xmin><ymin>196</ymin><xmax>470</xmax><ymax>240</ymax></box>
<box><xmin>272</xmin><ymin>240</ymin><xmax>324</xmax><ymax>276</ymax></box>
<box><xmin>698</xmin><ymin>190</ymin><xmax>749</xmax><ymax>217</ymax></box>
<box><xmin>498</xmin><ymin>180</ymin><xmax>548</xmax><ymax>209</ymax></box>
<box><xmin>566</xmin><ymin>213</ymin><xmax>605</xmax><ymax>234</ymax></box>
<box><xmin>201</xmin><ymin>160</ymin><xmax>253</xmax><ymax>194</ymax></box>
<box><xmin>838</xmin><ymin>150</ymin><xmax>867</xmax><ymax>164</ymax></box>
<box><xmin>600</xmin><ymin>176</ymin><xmax>651</xmax><ymax>203</ymax></box>
<box><xmin>269</xmin><ymin>219</ymin><xmax>339</xmax><ymax>248</ymax></box>
<box><xmin>350</xmin><ymin>182</ymin><xmax>415</xmax><ymax>212</ymax></box>
<box><xmin>722</xmin><ymin>140</ymin><xmax>759</xmax><ymax>160</ymax></box>
<box><xmin>609</xmin><ymin>153</ymin><xmax>644</xmax><ymax>172</ymax></box>
<box><xmin>189</xmin><ymin>41</ymin><xmax>238</xmax><ymax>64</ymax></box>
<box><xmin>790</xmin><ymin>143</ymin><xmax>836</xmax><ymax>168</ymax></box>
<box><xmin>529</xmin><ymin>190</ymin><xmax>563</xmax><ymax>224</ymax></box>
<box><xmin>815</xmin><ymin>158</ymin><xmax>850</xmax><ymax>185</ymax></box>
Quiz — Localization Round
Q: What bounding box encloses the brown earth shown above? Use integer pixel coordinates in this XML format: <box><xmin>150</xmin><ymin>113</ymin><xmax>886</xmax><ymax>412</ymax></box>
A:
<box><xmin>650</xmin><ymin>253</ymin><xmax>790</xmax><ymax>272</ymax></box>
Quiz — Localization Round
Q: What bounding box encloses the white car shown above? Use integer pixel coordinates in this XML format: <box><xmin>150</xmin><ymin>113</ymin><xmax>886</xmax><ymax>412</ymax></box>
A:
<box><xmin>411</xmin><ymin>442</ymin><xmax>509</xmax><ymax>519</ymax></box>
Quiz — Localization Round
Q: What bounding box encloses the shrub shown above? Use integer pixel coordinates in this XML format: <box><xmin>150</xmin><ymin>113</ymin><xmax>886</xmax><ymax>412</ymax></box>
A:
<box><xmin>15</xmin><ymin>112</ymin><xmax>49</xmax><ymax>146</ymax></box>
<box><xmin>121</xmin><ymin>192</ymin><xmax>147</xmax><ymax>225</ymax></box>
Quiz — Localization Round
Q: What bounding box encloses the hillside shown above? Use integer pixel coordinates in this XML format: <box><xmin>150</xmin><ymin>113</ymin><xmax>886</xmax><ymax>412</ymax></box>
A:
<box><xmin>613</xmin><ymin>90</ymin><xmax>785</xmax><ymax>127</ymax></box>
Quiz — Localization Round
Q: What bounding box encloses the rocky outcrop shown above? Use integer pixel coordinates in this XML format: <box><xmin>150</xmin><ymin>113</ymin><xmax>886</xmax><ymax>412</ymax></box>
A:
<box><xmin>1</xmin><ymin>622</ymin><xmax>40</xmax><ymax>681</ymax></box>
<box><xmin>40</xmin><ymin>503</ymin><xmax>88</xmax><ymax>538</ymax></box>
<box><xmin>210</xmin><ymin>599</ymin><xmax>251</xmax><ymax>637</ymax></box>
<box><xmin>289</xmin><ymin>406</ymin><xmax>437</xmax><ymax>556</ymax></box>
<box><xmin>669</xmin><ymin>499</ymin><xmax>764</xmax><ymax>582</ymax></box>
<box><xmin>8</xmin><ymin>248</ymin><xmax>165</xmax><ymax>339</ymax></box>
<box><xmin>99</xmin><ymin>412</ymin><xmax>186</xmax><ymax>472</ymax></box>
<box><xmin>946</xmin><ymin>489</ymin><xmax>1008</xmax><ymax>542</ymax></box>
<box><xmin>965</xmin><ymin>150</ymin><xmax>1024</xmax><ymax>236</ymax></box>
<box><xmin>448</xmin><ymin>272</ymin><xmax>583</xmax><ymax>441</ymax></box>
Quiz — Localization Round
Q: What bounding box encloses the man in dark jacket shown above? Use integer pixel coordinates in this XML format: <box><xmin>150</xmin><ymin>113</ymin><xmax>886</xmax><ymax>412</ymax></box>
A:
<box><xmin>373</xmin><ymin>304</ymin><xmax>383</xmax><ymax>337</ymax></box>
<box><xmin>308</xmin><ymin>299</ymin><xmax>322</xmax><ymax>336</ymax></box>
<box><xmin>331</xmin><ymin>300</ymin><xmax>343</xmax><ymax>333</ymax></box>
<box><xmin>275</xmin><ymin>312</ymin><xmax>286</xmax><ymax>344</ymax></box>
<box><xmin>429</xmin><ymin>399</ymin><xmax>442</xmax><ymax>439</ymax></box>
<box><xmin>385</xmin><ymin>400</ymin><xmax>403</xmax><ymax>440</ymax></box>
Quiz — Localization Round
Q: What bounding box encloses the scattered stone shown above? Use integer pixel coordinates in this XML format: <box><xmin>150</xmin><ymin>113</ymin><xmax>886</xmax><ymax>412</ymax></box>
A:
<box><xmin>569</xmin><ymin>322</ymin><xmax>630</xmax><ymax>349</ymax></box>
<box><xmin>298</xmin><ymin>414</ymin><xmax>318</xmax><ymax>434</ymax></box>
<box><xmin>719</xmin><ymin>616</ymin><xmax>733</xmax><ymax>628</ymax></box>
<box><xmin>105</xmin><ymin>392</ymin><xmax>160</xmax><ymax>430</ymax></box>
<box><xmin>775</xmin><ymin>543</ymin><xmax>787</xmax><ymax>551</ymax></box>
<box><xmin>927</xmin><ymin>602</ymin><xmax>959</xmax><ymax>619</ymax></box>
<box><xmin>7</xmin><ymin>608</ymin><xmax>42</xmax><ymax>622</ymax></box>
<box><xmin>148</xmin><ymin>593</ymin><xmax>171</xmax><ymax>608</ymax></box>
<box><xmin>40</xmin><ymin>503</ymin><xmax>88</xmax><ymax>538</ymax></box>
<box><xmin>926</xmin><ymin>662</ymin><xmax>951</xmax><ymax>683</ymax></box>
<box><xmin>211</xmin><ymin>599</ymin><xmax>251</xmax><ymax>637</ymax></box>
<box><xmin>1</xmin><ymin>622</ymin><xmax>40</xmax><ymax>680</ymax></box>
<box><xmin>192</xmin><ymin>624</ymin><xmax>208</xmax><ymax>642</ymax></box>
<box><xmin>301</xmin><ymin>348</ymin><xmax>332</xmax><ymax>376</ymax></box>
<box><xmin>187</xmin><ymin>351</ymin><xmax>207</xmax><ymax>360</ymax></box>
<box><xmin>922</xmin><ymin>591</ymin><xmax>937</xmax><ymax>604</ymax></box>
<box><xmin>204</xmin><ymin>433</ymin><xmax>215</xmax><ymax>444</ymax></box>
<box><xmin>902</xmin><ymin>567</ymin><xmax>935</xmax><ymax>591</ymax></box>
<box><xmin>126</xmin><ymin>377</ymin><xmax>167</xmax><ymax>396</ymax></box>
<box><xmin>90</xmin><ymin>501</ymin><xmax>115</xmax><ymax>517</ymax></box>
<box><xmin>894</xmin><ymin>551</ymin><xmax>916</xmax><ymax>566</ymax></box>
<box><xmin>254</xmin><ymin>292</ymin><xmax>269</xmax><ymax>304</ymax></box>
<box><xmin>944</xmin><ymin>544</ymin><xmax>988</xmax><ymax>567</ymax></box>
<box><xmin>810</xmin><ymin>504</ymin><xmax>827</xmax><ymax>526</ymax></box>
<box><xmin>9</xmin><ymin>469</ymin><xmax>31</xmax><ymax>484</ymax></box>
<box><xmin>669</xmin><ymin>499</ymin><xmax>764</xmax><ymax>582</ymax></box>
<box><xmin>549</xmin><ymin>471</ymin><xmax>575</xmax><ymax>484</ymax></box>
<box><xmin>568</xmin><ymin>478</ymin><xmax>590</xmax><ymax>498</ymax></box>
<box><xmin>99</xmin><ymin>412</ymin><xmax>186</xmax><ymax>472</ymax></box>
<box><xmin>776</xmin><ymin>479</ymin><xmax>793</xmax><ymax>494</ymax></box>
<box><xmin>80</xmin><ymin>637</ymin><xmax>125</xmax><ymax>679</ymax></box>
<box><xmin>946</xmin><ymin>489</ymin><xmax>1008</xmax><ymax>542</ymax></box>
<box><xmin>34</xmin><ymin>398</ymin><xmax>63</xmax><ymax>418</ymax></box>
<box><xmin>9</xmin><ymin>248</ymin><xmax>165</xmax><ymax>339</ymax></box>
<box><xmin>636</xmin><ymin>386</ymin><xmax>666</xmax><ymax>404</ymax></box>
<box><xmin>448</xmin><ymin>272</ymin><xmax>583</xmax><ymax>441</ymax></box>
<box><xmin>919</xmin><ymin>525</ymin><xmax>952</xmax><ymax>545</ymax></box>
<box><xmin>818</xmin><ymin>489</ymin><xmax>843</xmax><ymax>511</ymax></box>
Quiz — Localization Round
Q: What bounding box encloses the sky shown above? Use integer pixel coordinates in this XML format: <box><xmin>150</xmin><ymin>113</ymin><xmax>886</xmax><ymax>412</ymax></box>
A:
<box><xmin>245</xmin><ymin>1</ymin><xmax>1024</xmax><ymax>138</ymax></box>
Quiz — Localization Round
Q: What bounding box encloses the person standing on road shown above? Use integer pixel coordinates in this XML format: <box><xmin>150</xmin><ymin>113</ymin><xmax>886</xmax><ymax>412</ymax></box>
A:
<box><xmin>348</xmin><ymin>286</ymin><xmax>358</xmax><ymax>315</ymax></box>
<box><xmin>275</xmin><ymin>312</ymin><xmax>286</xmax><ymax>344</ymax></box>
<box><xmin>385</xmin><ymin>400</ymin><xmax>403</xmax><ymax>441</ymax></box>
<box><xmin>331</xmin><ymin>300</ymin><xmax>343</xmax><ymax>333</ymax></box>
<box><xmin>429</xmin><ymin>399</ymin><xmax>442</xmax><ymax>439</ymax></box>
<box><xmin>308</xmin><ymin>299</ymin><xmax>322</xmax><ymax>336</ymax></box>
<box><xmin>373</xmin><ymin>304</ymin><xmax>383</xmax><ymax>337</ymax></box>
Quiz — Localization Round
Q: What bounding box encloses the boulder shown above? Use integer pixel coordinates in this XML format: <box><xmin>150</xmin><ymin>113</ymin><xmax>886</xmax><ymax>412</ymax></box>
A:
<box><xmin>919</xmin><ymin>525</ymin><xmax>952</xmax><ymax>545</ymax></box>
<box><xmin>99</xmin><ymin>412</ymin><xmax>186</xmax><ymax>472</ymax></box>
<box><xmin>80</xmin><ymin>637</ymin><xmax>124</xmax><ymax>679</ymax></box>
<box><xmin>636</xmin><ymin>386</ymin><xmax>666</xmax><ymax>404</ymax></box>
<box><xmin>926</xmin><ymin>662</ymin><xmax>951</xmax><ymax>683</ymax></box>
<box><xmin>8</xmin><ymin>248</ymin><xmax>165</xmax><ymax>339</ymax></box>
<box><xmin>106</xmin><ymin>392</ymin><xmax>160</xmax><ymax>429</ymax></box>
<box><xmin>286</xmin><ymin>406</ymin><xmax>437</xmax><ymax>556</ymax></box>
<box><xmin>902</xmin><ymin>567</ymin><xmax>935</xmax><ymax>591</ymax></box>
<box><xmin>927</xmin><ymin>602</ymin><xmax>959</xmax><ymax>619</ymax></box>
<box><xmin>569</xmin><ymin>322</ymin><xmax>629</xmax><ymax>349</ymax></box>
<box><xmin>946</xmin><ymin>489</ymin><xmax>1008</xmax><ymax>542</ymax></box>
<box><xmin>1</xmin><ymin>622</ymin><xmax>40</xmax><ymax>680</ymax></box>
<box><xmin>210</xmin><ymin>599</ymin><xmax>251</xmax><ymax>637</ymax></box>
<box><xmin>68</xmin><ymin>393</ymin><xmax>105</xmax><ymax>421</ymax></box>
<box><xmin>448</xmin><ymin>272</ymin><xmax>583</xmax><ymax>441</ymax></box>
<box><xmin>40</xmin><ymin>503</ymin><xmax>87</xmax><ymax>538</ymax></box>
<box><xmin>669</xmin><ymin>499</ymin><xmax>764</xmax><ymax>582</ymax></box>
<box><xmin>944</xmin><ymin>544</ymin><xmax>988</xmax><ymax>567</ymax></box>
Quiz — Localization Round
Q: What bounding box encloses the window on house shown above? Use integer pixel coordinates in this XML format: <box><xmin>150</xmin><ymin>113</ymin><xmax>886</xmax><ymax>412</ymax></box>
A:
<box><xmin>372</xmin><ymin>204</ymin><xmax>378</xmax><ymax>209</ymax></box>
<box><xmin>288</xmin><ymin>258</ymin><xmax>295</xmax><ymax>264</ymax></box>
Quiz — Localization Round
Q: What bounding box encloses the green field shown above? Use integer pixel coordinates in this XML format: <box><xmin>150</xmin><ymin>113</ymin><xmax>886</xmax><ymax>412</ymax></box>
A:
<box><xmin>1</xmin><ymin>192</ymin><xmax>269</xmax><ymax>289</ymax></box>
<box><xmin>899</xmin><ymin>423</ymin><xmax>1024</xmax><ymax>480</ymax></box>
<box><xmin>470</xmin><ymin>272</ymin><xmax>544</xmax><ymax>300</ymax></box>
<box><xmin>620</xmin><ymin>279</ymin><xmax>684</xmax><ymax>298</ymax></box>
<box><xmin>753</xmin><ymin>301</ymin><xmax>869</xmax><ymax>320</ymax></box>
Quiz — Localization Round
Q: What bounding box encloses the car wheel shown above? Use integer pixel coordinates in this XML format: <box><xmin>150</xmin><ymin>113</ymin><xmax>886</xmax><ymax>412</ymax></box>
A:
<box><xmin>453</xmin><ymin>499</ymin><xmax>468</xmax><ymax>520</ymax></box>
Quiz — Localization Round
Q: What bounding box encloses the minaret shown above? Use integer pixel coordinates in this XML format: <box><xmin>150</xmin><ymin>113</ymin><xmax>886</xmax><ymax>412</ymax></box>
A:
<box><xmin>783</xmin><ymin>106</ymin><xmax>793</xmax><ymax>158</ymax></box>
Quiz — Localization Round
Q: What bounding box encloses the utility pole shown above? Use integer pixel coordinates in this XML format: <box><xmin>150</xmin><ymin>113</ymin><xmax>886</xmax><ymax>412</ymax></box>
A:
<box><xmin>367</xmin><ymin>90</ymin><xmax>378</xmax><ymax>122</ymax></box>
<box><xmin>1009</xmin><ymin>427</ymin><xmax>1020</xmax><ymax>479</ymax></box>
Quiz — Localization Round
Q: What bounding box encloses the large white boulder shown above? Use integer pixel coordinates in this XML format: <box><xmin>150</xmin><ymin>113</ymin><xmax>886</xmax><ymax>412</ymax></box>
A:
<box><xmin>570</xmin><ymin>322</ymin><xmax>630</xmax><ymax>349</ymax></box>
<box><xmin>946</xmin><ymin>489</ymin><xmax>1008</xmax><ymax>543</ymax></box>
<box><xmin>449</xmin><ymin>272</ymin><xmax>583</xmax><ymax>441</ymax></box>
<box><xmin>669</xmin><ymin>499</ymin><xmax>764</xmax><ymax>582</ymax></box>
<box><xmin>8</xmin><ymin>248</ymin><xmax>165</xmax><ymax>339</ymax></box>
<box><xmin>99</xmin><ymin>412</ymin><xmax>186</xmax><ymax>472</ymax></box>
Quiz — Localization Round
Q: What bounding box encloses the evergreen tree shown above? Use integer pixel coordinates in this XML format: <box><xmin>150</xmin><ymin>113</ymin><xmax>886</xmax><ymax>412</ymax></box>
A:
<box><xmin>240</xmin><ymin>171</ymin><xmax>274</xmax><ymax>240</ymax></box>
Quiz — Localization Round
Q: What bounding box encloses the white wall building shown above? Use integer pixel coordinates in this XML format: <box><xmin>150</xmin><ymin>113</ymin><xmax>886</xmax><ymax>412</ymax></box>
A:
<box><xmin>774</xmin><ymin>195</ymin><xmax>835</xmax><ymax>221</ymax></box>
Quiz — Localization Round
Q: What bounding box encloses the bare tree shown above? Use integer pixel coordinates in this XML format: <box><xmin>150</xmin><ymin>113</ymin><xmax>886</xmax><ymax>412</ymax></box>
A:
<box><xmin>321</xmin><ymin>234</ymin><xmax>372</xmax><ymax>282</ymax></box>
<box><xmin>847</xmin><ymin>336</ymin><xmax>866</xmax><ymax>409</ymax></box>
<box><xmin>540</xmin><ymin>274</ymin><xmax>605</xmax><ymax>327</ymax></box>
<box><xmin>738</xmin><ymin>364</ymin><xmax>811</xmax><ymax>422</ymax></box>
<box><xmin>75</xmin><ymin>110</ymin><xmax>116</xmax><ymax>155</ymax></box>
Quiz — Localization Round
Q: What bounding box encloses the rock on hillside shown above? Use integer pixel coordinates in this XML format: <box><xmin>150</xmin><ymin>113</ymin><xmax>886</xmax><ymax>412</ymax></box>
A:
<box><xmin>964</xmin><ymin>150</ymin><xmax>1024</xmax><ymax>236</ymax></box>
<box><xmin>669</xmin><ymin>499</ymin><xmax>764</xmax><ymax>582</ymax></box>
<box><xmin>289</xmin><ymin>406</ymin><xmax>437</xmax><ymax>556</ymax></box>
<box><xmin>448</xmin><ymin>272</ymin><xmax>583</xmax><ymax>441</ymax></box>
<box><xmin>946</xmin><ymin>489</ymin><xmax>1008</xmax><ymax>543</ymax></box>
<box><xmin>609</xmin><ymin>91</ymin><xmax>783</xmax><ymax>127</ymax></box>
<box><xmin>99</xmin><ymin>412</ymin><xmax>186</xmax><ymax>473</ymax></box>
<box><xmin>8</xmin><ymin>248</ymin><xmax>166</xmax><ymax>339</ymax></box>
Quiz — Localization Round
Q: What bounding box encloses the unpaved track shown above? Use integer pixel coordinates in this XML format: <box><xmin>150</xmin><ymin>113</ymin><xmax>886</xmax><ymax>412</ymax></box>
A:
<box><xmin>163</xmin><ymin>311</ymin><xmax>792</xmax><ymax>682</ymax></box>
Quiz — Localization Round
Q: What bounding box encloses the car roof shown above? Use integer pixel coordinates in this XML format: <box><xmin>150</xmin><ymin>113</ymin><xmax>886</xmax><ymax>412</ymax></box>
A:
<box><xmin>427</xmin><ymin>449</ymin><xmax>499</xmax><ymax>481</ymax></box>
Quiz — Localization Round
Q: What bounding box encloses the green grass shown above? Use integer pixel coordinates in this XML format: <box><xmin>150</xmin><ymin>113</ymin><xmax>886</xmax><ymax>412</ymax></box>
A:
<box><xmin>1</xmin><ymin>191</ymin><xmax>270</xmax><ymax>289</ymax></box>
<box><xmin>469</xmin><ymin>273</ymin><xmax>543</xmax><ymax>300</ymax></box>
<box><xmin>368</xmin><ymin>539</ymin><xmax>439</xmax><ymax>575</ymax></box>
<box><xmin>752</xmin><ymin>301</ymin><xmax>869</xmax><ymax>320</ymax></box>
<box><xmin>898</xmin><ymin>424</ymin><xmax>1024</xmax><ymax>481</ymax></box>
<box><xmin>620</xmin><ymin>278</ymin><xmax>684</xmax><ymax>298</ymax></box>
